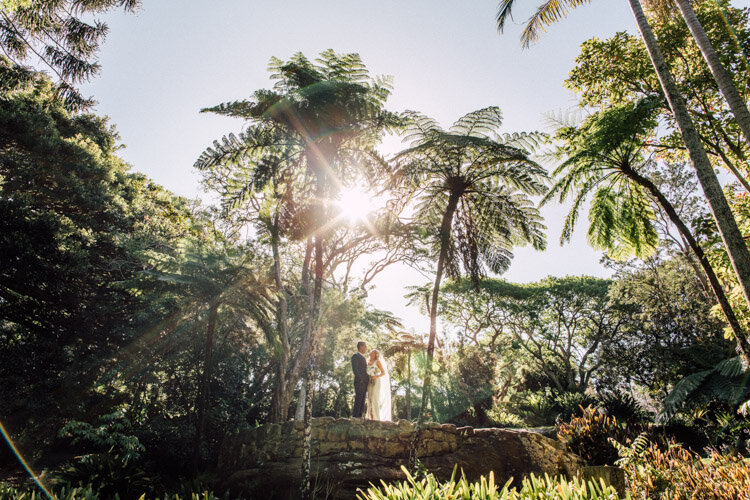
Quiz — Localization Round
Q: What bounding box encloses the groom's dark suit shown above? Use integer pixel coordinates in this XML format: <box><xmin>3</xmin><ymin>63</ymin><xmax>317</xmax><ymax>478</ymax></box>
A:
<box><xmin>351</xmin><ymin>352</ymin><xmax>369</xmax><ymax>418</ymax></box>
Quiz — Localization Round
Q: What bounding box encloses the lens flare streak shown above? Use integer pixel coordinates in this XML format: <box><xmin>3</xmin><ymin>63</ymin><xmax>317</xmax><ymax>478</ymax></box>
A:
<box><xmin>0</xmin><ymin>420</ymin><xmax>55</xmax><ymax>499</ymax></box>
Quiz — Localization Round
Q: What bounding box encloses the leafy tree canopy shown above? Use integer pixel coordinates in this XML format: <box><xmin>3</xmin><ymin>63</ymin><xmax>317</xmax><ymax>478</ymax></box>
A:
<box><xmin>0</xmin><ymin>0</ymin><xmax>140</xmax><ymax>109</ymax></box>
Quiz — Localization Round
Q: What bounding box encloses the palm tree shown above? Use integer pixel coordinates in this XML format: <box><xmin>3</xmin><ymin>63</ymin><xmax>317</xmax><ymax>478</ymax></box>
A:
<box><xmin>393</xmin><ymin>107</ymin><xmax>547</xmax><ymax>447</ymax></box>
<box><xmin>543</xmin><ymin>96</ymin><xmax>750</xmax><ymax>363</ymax></box>
<box><xmin>497</xmin><ymin>0</ymin><xmax>750</xmax><ymax>326</ymax></box>
<box><xmin>198</xmin><ymin>50</ymin><xmax>400</xmax><ymax>500</ymax></box>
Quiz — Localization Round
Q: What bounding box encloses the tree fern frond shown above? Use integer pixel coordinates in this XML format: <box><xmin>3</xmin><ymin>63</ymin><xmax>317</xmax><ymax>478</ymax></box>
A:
<box><xmin>658</xmin><ymin>369</ymin><xmax>712</xmax><ymax>423</ymax></box>
<box><xmin>716</xmin><ymin>356</ymin><xmax>746</xmax><ymax>378</ymax></box>
<box><xmin>400</xmin><ymin>110</ymin><xmax>443</xmax><ymax>145</ymax></box>
<box><xmin>543</xmin><ymin>108</ymin><xmax>583</xmax><ymax>130</ymax></box>
<box><xmin>498</xmin><ymin>131</ymin><xmax>548</xmax><ymax>153</ymax></box>
<box><xmin>200</xmin><ymin>100</ymin><xmax>258</xmax><ymax>118</ymax></box>
<box><xmin>449</xmin><ymin>107</ymin><xmax>503</xmax><ymax>139</ymax></box>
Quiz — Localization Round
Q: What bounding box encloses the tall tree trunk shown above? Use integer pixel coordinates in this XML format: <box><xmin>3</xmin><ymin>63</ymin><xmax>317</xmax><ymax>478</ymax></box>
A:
<box><xmin>628</xmin><ymin>0</ymin><xmax>750</xmax><ymax>319</ymax></box>
<box><xmin>300</xmin><ymin>361</ymin><xmax>315</xmax><ymax>500</ymax></box>
<box><xmin>622</xmin><ymin>165</ymin><xmax>750</xmax><ymax>363</ymax></box>
<box><xmin>294</xmin><ymin>377</ymin><xmax>307</xmax><ymax>420</ymax></box>
<box><xmin>406</xmin><ymin>352</ymin><xmax>412</xmax><ymax>420</ymax></box>
<box><xmin>420</xmin><ymin>191</ymin><xmax>461</xmax><ymax>421</ymax></box>
<box><xmin>676</xmin><ymin>0</ymin><xmax>750</xmax><ymax>151</ymax></box>
<box><xmin>409</xmin><ymin>191</ymin><xmax>460</xmax><ymax>471</ymax></box>
<box><xmin>683</xmin><ymin>247</ymin><xmax>711</xmax><ymax>295</ymax></box>
<box><xmin>270</xmin><ymin>217</ymin><xmax>291</xmax><ymax>423</ymax></box>
<box><xmin>300</xmin><ymin>164</ymin><xmax>327</xmax><ymax>500</ymax></box>
<box><xmin>192</xmin><ymin>302</ymin><xmax>218</xmax><ymax>473</ymax></box>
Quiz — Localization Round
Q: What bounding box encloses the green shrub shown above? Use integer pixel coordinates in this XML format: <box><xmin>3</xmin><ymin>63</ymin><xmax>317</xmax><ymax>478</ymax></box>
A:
<box><xmin>512</xmin><ymin>390</ymin><xmax>559</xmax><ymax>426</ymax></box>
<box><xmin>357</xmin><ymin>465</ymin><xmax>619</xmax><ymax>500</ymax></box>
<box><xmin>0</xmin><ymin>483</ymin><xmax>100</xmax><ymax>500</ymax></box>
<box><xmin>486</xmin><ymin>407</ymin><xmax>525</xmax><ymax>428</ymax></box>
<box><xmin>597</xmin><ymin>391</ymin><xmax>649</xmax><ymax>424</ymax></box>
<box><xmin>55</xmin><ymin>411</ymin><xmax>150</xmax><ymax>497</ymax></box>
<box><xmin>553</xmin><ymin>392</ymin><xmax>598</xmax><ymax>421</ymax></box>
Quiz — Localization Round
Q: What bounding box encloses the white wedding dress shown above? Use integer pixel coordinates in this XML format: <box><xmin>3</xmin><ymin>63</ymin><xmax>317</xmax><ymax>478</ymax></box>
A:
<box><xmin>366</xmin><ymin>359</ymin><xmax>392</xmax><ymax>421</ymax></box>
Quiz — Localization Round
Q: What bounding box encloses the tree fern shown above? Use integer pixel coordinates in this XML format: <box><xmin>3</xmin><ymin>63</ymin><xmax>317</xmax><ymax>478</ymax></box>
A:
<box><xmin>393</xmin><ymin>107</ymin><xmax>548</xmax><ymax>454</ymax></box>
<box><xmin>542</xmin><ymin>98</ymin><xmax>664</xmax><ymax>260</ymax></box>
<box><xmin>658</xmin><ymin>356</ymin><xmax>750</xmax><ymax>423</ymax></box>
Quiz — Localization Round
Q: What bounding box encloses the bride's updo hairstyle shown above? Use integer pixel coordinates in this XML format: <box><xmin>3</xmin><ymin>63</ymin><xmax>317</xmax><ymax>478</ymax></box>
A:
<box><xmin>370</xmin><ymin>349</ymin><xmax>380</xmax><ymax>360</ymax></box>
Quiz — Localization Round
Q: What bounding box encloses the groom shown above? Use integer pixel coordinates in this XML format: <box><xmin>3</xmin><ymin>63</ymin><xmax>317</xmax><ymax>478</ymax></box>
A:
<box><xmin>351</xmin><ymin>341</ymin><xmax>369</xmax><ymax>418</ymax></box>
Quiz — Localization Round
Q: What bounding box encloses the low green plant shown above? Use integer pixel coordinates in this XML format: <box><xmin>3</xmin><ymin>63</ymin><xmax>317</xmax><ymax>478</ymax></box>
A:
<box><xmin>512</xmin><ymin>390</ymin><xmax>558</xmax><ymax>426</ymax></box>
<box><xmin>597</xmin><ymin>391</ymin><xmax>649</xmax><ymax>424</ymax></box>
<box><xmin>0</xmin><ymin>483</ymin><xmax>227</xmax><ymax>500</ymax></box>
<box><xmin>0</xmin><ymin>483</ymin><xmax>101</xmax><ymax>500</ymax></box>
<box><xmin>486</xmin><ymin>407</ymin><xmax>524</xmax><ymax>428</ymax></box>
<box><xmin>55</xmin><ymin>411</ymin><xmax>150</xmax><ymax>497</ymax></box>
<box><xmin>553</xmin><ymin>392</ymin><xmax>598</xmax><ymax>421</ymax></box>
<box><xmin>357</xmin><ymin>465</ymin><xmax>618</xmax><ymax>500</ymax></box>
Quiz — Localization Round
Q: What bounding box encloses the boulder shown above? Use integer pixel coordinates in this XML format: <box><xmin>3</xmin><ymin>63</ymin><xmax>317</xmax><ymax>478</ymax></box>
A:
<box><xmin>217</xmin><ymin>418</ymin><xmax>583</xmax><ymax>499</ymax></box>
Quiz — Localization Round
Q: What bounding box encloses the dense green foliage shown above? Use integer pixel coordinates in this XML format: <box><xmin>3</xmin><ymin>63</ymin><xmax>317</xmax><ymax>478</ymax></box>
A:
<box><xmin>0</xmin><ymin>58</ymin><xmax>211</xmax><ymax>462</ymax></box>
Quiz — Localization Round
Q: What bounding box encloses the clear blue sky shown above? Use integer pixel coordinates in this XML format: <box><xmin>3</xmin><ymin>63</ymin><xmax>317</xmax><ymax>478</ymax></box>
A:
<box><xmin>79</xmin><ymin>1</ymin><xmax>750</xmax><ymax>333</ymax></box>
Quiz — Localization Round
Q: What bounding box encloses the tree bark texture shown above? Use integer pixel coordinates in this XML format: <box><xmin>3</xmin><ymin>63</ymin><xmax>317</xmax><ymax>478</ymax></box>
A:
<box><xmin>300</xmin><ymin>362</ymin><xmax>315</xmax><ymax>500</ymax></box>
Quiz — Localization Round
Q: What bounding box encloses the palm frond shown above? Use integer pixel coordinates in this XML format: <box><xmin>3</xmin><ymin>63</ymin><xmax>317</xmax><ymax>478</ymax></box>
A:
<box><xmin>497</xmin><ymin>0</ymin><xmax>519</xmax><ymax>33</ymax></box>
<box><xmin>521</xmin><ymin>0</ymin><xmax>593</xmax><ymax>48</ymax></box>
<box><xmin>658</xmin><ymin>356</ymin><xmax>750</xmax><ymax>423</ymax></box>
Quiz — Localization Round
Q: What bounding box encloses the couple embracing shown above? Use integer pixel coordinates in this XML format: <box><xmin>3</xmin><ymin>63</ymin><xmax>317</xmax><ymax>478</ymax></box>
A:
<box><xmin>351</xmin><ymin>341</ymin><xmax>391</xmax><ymax>421</ymax></box>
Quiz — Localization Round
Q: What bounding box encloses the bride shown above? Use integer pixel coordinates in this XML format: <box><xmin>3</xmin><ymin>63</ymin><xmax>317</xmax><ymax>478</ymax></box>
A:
<box><xmin>366</xmin><ymin>349</ymin><xmax>391</xmax><ymax>421</ymax></box>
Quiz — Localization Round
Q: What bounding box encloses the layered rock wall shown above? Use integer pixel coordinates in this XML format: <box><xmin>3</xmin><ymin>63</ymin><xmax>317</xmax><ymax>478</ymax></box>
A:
<box><xmin>218</xmin><ymin>417</ymin><xmax>583</xmax><ymax>499</ymax></box>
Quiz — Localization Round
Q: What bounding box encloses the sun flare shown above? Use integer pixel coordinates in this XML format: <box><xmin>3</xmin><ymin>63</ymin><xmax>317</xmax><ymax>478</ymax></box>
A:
<box><xmin>336</xmin><ymin>186</ymin><xmax>385</xmax><ymax>224</ymax></box>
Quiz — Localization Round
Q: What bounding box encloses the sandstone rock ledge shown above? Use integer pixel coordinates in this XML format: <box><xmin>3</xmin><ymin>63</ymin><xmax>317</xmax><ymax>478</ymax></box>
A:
<box><xmin>218</xmin><ymin>417</ymin><xmax>583</xmax><ymax>499</ymax></box>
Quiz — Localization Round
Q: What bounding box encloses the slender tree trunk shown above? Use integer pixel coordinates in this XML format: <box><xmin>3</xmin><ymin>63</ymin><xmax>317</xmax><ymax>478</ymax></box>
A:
<box><xmin>301</xmin><ymin>163</ymin><xmax>327</xmax><ymax>500</ymax></box>
<box><xmin>409</xmin><ymin>191</ymin><xmax>460</xmax><ymax>471</ymax></box>
<box><xmin>628</xmin><ymin>0</ymin><xmax>750</xmax><ymax>319</ymax></box>
<box><xmin>420</xmin><ymin>191</ymin><xmax>461</xmax><ymax>421</ymax></box>
<box><xmin>294</xmin><ymin>378</ymin><xmax>307</xmax><ymax>420</ymax></box>
<box><xmin>406</xmin><ymin>352</ymin><xmax>412</xmax><ymax>420</ymax></box>
<box><xmin>300</xmin><ymin>361</ymin><xmax>315</xmax><ymax>500</ymax></box>
<box><xmin>270</xmin><ymin>218</ymin><xmax>291</xmax><ymax>423</ymax></box>
<box><xmin>623</xmin><ymin>166</ymin><xmax>750</xmax><ymax>363</ymax></box>
<box><xmin>193</xmin><ymin>302</ymin><xmax>218</xmax><ymax>473</ymax></box>
<box><xmin>676</xmin><ymin>0</ymin><xmax>750</xmax><ymax>150</ymax></box>
<box><xmin>683</xmin><ymin>248</ymin><xmax>711</xmax><ymax>295</ymax></box>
